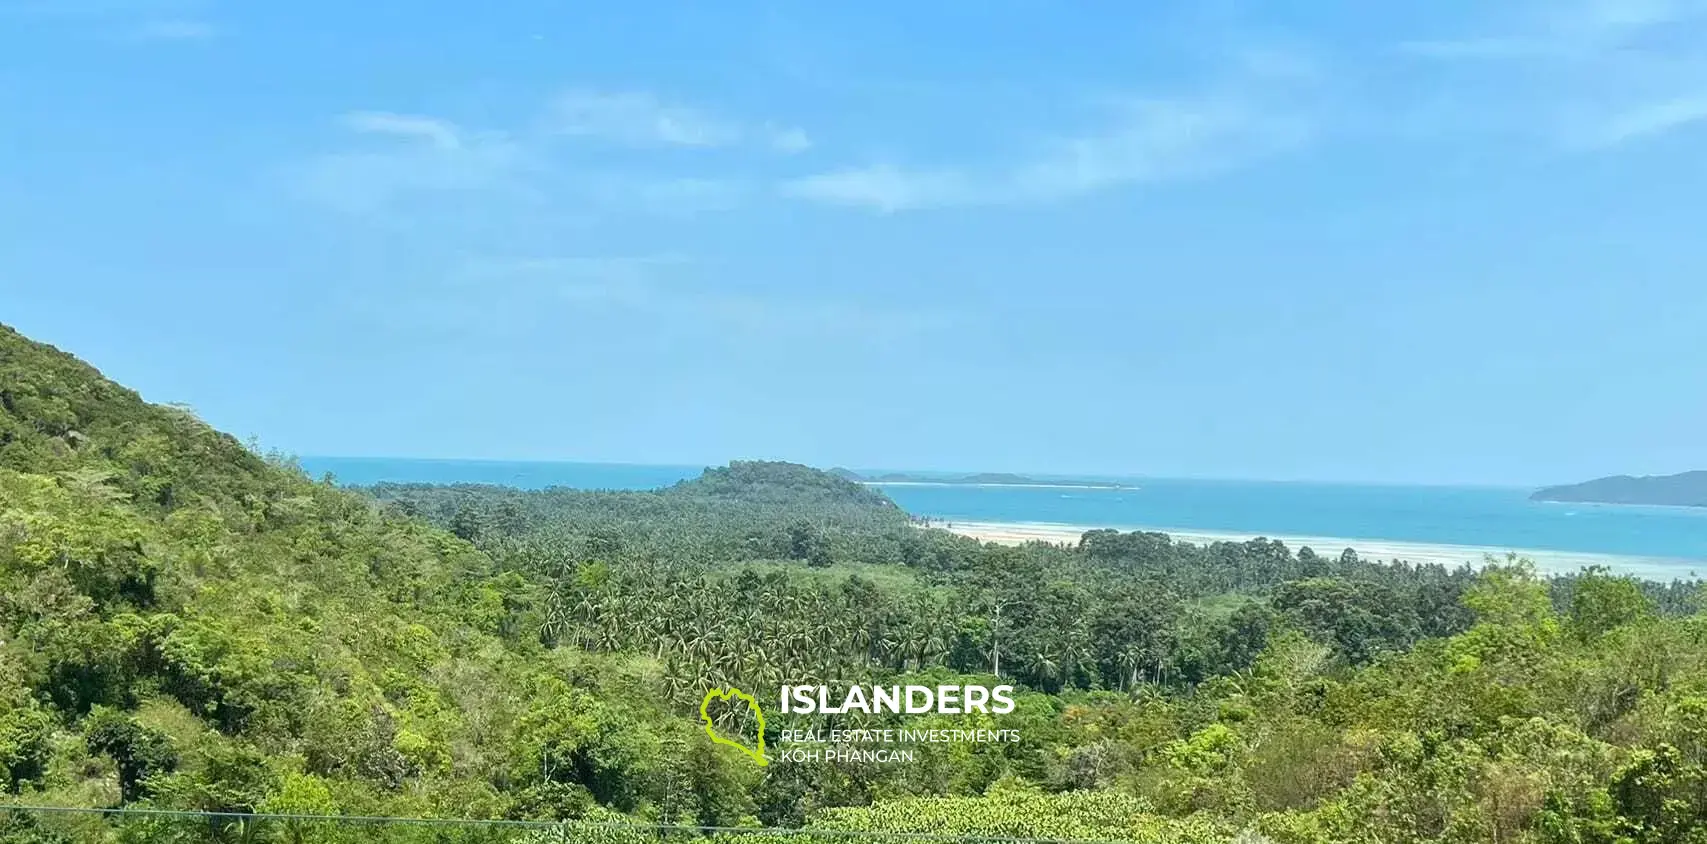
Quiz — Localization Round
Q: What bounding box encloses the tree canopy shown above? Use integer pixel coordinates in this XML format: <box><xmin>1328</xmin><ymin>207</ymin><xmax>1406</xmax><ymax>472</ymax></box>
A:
<box><xmin>5</xmin><ymin>322</ymin><xmax>1707</xmax><ymax>843</ymax></box>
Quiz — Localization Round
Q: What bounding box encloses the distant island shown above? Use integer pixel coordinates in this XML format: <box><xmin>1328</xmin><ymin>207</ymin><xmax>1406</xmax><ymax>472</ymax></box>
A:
<box><xmin>828</xmin><ymin>468</ymin><xmax>1135</xmax><ymax>490</ymax></box>
<box><xmin>1531</xmin><ymin>470</ymin><xmax>1707</xmax><ymax>508</ymax></box>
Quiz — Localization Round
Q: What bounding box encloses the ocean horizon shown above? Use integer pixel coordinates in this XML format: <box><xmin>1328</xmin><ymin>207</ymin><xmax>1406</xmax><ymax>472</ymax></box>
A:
<box><xmin>299</xmin><ymin>456</ymin><xmax>1707</xmax><ymax>570</ymax></box>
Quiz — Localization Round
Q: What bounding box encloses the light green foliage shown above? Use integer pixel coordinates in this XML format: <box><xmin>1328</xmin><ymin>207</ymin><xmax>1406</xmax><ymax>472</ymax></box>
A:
<box><xmin>1568</xmin><ymin>566</ymin><xmax>1655</xmax><ymax>642</ymax></box>
<box><xmin>0</xmin><ymin>680</ymin><xmax>54</xmax><ymax>791</ymax></box>
<box><xmin>808</xmin><ymin>790</ymin><xmax>1236</xmax><ymax>842</ymax></box>
<box><xmin>0</xmin><ymin>324</ymin><xmax>751</xmax><ymax>826</ymax></box>
<box><xmin>11</xmin><ymin>321</ymin><xmax>1707</xmax><ymax>842</ymax></box>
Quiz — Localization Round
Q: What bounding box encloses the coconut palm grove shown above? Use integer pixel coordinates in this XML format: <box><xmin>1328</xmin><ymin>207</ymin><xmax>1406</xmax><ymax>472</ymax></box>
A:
<box><xmin>5</xmin><ymin>322</ymin><xmax>1707</xmax><ymax>843</ymax></box>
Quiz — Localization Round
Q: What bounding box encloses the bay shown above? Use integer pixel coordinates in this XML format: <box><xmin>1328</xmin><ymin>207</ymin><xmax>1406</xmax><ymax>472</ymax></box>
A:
<box><xmin>299</xmin><ymin>457</ymin><xmax>1707</xmax><ymax>565</ymax></box>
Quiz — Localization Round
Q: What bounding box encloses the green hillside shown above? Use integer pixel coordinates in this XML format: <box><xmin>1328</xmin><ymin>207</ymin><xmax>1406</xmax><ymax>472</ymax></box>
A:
<box><xmin>1532</xmin><ymin>471</ymin><xmax>1707</xmax><ymax>508</ymax></box>
<box><xmin>0</xmin><ymin>324</ymin><xmax>761</xmax><ymax>832</ymax></box>
<box><xmin>8</xmin><ymin>322</ymin><xmax>1707</xmax><ymax>843</ymax></box>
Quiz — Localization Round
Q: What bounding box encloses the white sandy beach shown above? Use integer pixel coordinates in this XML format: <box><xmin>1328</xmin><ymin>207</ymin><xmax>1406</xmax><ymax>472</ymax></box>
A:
<box><xmin>862</xmin><ymin>481</ymin><xmax>1133</xmax><ymax>491</ymax></box>
<box><xmin>933</xmin><ymin>520</ymin><xmax>1702</xmax><ymax>579</ymax></box>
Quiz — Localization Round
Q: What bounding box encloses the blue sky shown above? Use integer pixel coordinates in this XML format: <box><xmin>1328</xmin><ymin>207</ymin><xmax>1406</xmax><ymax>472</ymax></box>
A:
<box><xmin>3</xmin><ymin>0</ymin><xmax>1705</xmax><ymax>485</ymax></box>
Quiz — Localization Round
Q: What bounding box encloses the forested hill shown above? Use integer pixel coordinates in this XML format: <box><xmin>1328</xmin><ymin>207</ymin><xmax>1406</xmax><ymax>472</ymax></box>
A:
<box><xmin>0</xmin><ymin>324</ymin><xmax>691</xmax><ymax>828</ymax></box>
<box><xmin>0</xmin><ymin>325</ymin><xmax>279</xmax><ymax>507</ymax></box>
<box><xmin>668</xmin><ymin>460</ymin><xmax>900</xmax><ymax>509</ymax></box>
<box><xmin>11</xmin><ymin>320</ymin><xmax>1707</xmax><ymax>843</ymax></box>
<box><xmin>362</xmin><ymin>459</ymin><xmax>913</xmax><ymax>570</ymax></box>
<box><xmin>1532</xmin><ymin>470</ymin><xmax>1707</xmax><ymax>507</ymax></box>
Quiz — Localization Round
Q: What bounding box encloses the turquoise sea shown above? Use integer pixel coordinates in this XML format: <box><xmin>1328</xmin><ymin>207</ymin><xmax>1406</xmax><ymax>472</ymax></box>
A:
<box><xmin>299</xmin><ymin>457</ymin><xmax>1707</xmax><ymax>566</ymax></box>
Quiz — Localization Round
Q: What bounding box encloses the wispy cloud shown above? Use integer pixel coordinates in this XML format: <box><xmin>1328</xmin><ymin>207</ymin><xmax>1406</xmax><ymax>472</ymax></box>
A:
<box><xmin>297</xmin><ymin>90</ymin><xmax>808</xmax><ymax>220</ymax></box>
<box><xmin>1563</xmin><ymin>0</ymin><xmax>1706</xmax><ymax>33</ymax></box>
<box><xmin>548</xmin><ymin>90</ymin><xmax>739</xmax><ymax>147</ymax></box>
<box><xmin>768</xmin><ymin>125</ymin><xmax>813</xmax><ymax>154</ymax></box>
<box><xmin>1395</xmin><ymin>0</ymin><xmax>1707</xmax><ymax>148</ymax></box>
<box><xmin>1399</xmin><ymin>0</ymin><xmax>1707</xmax><ymax>58</ymax></box>
<box><xmin>3</xmin><ymin>1</ymin><xmax>220</xmax><ymax>40</ymax></box>
<box><xmin>772</xmin><ymin>36</ymin><xmax>1326</xmax><ymax>214</ymax></box>
<box><xmin>783</xmin><ymin>91</ymin><xmax>1311</xmax><ymax>213</ymax></box>
<box><xmin>4</xmin><ymin>0</ymin><xmax>210</xmax><ymax>21</ymax></box>
<box><xmin>1013</xmin><ymin>98</ymin><xmax>1310</xmax><ymax>198</ymax></box>
<box><xmin>544</xmin><ymin>89</ymin><xmax>810</xmax><ymax>153</ymax></box>
<box><xmin>296</xmin><ymin>116</ymin><xmax>528</xmax><ymax>215</ymax></box>
<box><xmin>782</xmin><ymin>165</ymin><xmax>971</xmax><ymax>213</ymax></box>
<box><xmin>1574</xmin><ymin>95</ymin><xmax>1707</xmax><ymax>147</ymax></box>
<box><xmin>341</xmin><ymin>111</ymin><xmax>463</xmax><ymax>150</ymax></box>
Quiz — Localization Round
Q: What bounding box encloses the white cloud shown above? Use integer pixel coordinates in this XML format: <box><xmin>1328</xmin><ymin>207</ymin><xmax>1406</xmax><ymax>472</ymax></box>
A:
<box><xmin>782</xmin><ymin>93</ymin><xmax>1309</xmax><ymax>213</ymax></box>
<box><xmin>4</xmin><ymin>3</ymin><xmax>221</xmax><ymax>42</ymax></box>
<box><xmin>1575</xmin><ymin>95</ymin><xmax>1707</xmax><ymax>146</ymax></box>
<box><xmin>340</xmin><ymin>111</ymin><xmax>464</xmax><ymax>150</ymax></box>
<box><xmin>304</xmin><ymin>113</ymin><xmax>753</xmax><ymax>220</ymax></box>
<box><xmin>548</xmin><ymin>90</ymin><xmax>738</xmax><ymax>147</ymax></box>
<box><xmin>297</xmin><ymin>117</ymin><xmax>528</xmax><ymax>215</ymax></box>
<box><xmin>299</xmin><ymin>92</ymin><xmax>809</xmax><ymax>222</ymax></box>
<box><xmin>6</xmin><ymin>1</ymin><xmax>212</xmax><ymax>22</ymax></box>
<box><xmin>545</xmin><ymin>89</ymin><xmax>808</xmax><ymax>153</ymax></box>
<box><xmin>304</xmin><ymin>56</ymin><xmax>1316</xmax><ymax>222</ymax></box>
<box><xmin>1397</xmin><ymin>2</ymin><xmax>1700</xmax><ymax>60</ymax></box>
<box><xmin>766</xmin><ymin>125</ymin><xmax>813</xmax><ymax>154</ymax></box>
<box><xmin>300</xmin><ymin>89</ymin><xmax>808</xmax><ymax>221</ymax></box>
<box><xmin>1394</xmin><ymin>0</ymin><xmax>1707</xmax><ymax>148</ymax></box>
<box><xmin>1013</xmin><ymin>97</ymin><xmax>1309</xmax><ymax>199</ymax></box>
<box><xmin>1566</xmin><ymin>0</ymin><xmax>1704</xmax><ymax>31</ymax></box>
<box><xmin>781</xmin><ymin>164</ymin><xmax>972</xmax><ymax>212</ymax></box>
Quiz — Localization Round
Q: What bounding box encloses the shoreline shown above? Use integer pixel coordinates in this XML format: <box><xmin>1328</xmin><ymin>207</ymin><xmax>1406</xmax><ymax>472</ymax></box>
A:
<box><xmin>863</xmin><ymin>481</ymin><xmax>1135</xmax><ymax>491</ymax></box>
<box><xmin>1530</xmin><ymin>497</ymin><xmax>1707</xmax><ymax>515</ymax></box>
<box><xmin>928</xmin><ymin>519</ymin><xmax>1702</xmax><ymax>579</ymax></box>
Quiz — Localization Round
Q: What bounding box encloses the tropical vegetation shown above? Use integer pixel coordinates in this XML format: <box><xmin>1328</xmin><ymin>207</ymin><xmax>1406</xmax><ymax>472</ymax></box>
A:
<box><xmin>5</xmin><ymin>322</ymin><xmax>1707</xmax><ymax>843</ymax></box>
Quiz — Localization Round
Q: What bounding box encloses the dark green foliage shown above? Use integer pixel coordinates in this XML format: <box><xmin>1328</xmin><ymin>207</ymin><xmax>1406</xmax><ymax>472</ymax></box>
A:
<box><xmin>83</xmin><ymin>709</ymin><xmax>178</xmax><ymax>803</ymax></box>
<box><xmin>666</xmin><ymin>461</ymin><xmax>898</xmax><ymax>510</ymax></box>
<box><xmin>1610</xmin><ymin>744</ymin><xmax>1707</xmax><ymax>843</ymax></box>
<box><xmin>11</xmin><ymin>321</ymin><xmax>1707</xmax><ymax>842</ymax></box>
<box><xmin>0</xmin><ymin>811</ymin><xmax>74</xmax><ymax>844</ymax></box>
<box><xmin>1272</xmin><ymin>577</ymin><xmax>1421</xmax><ymax>664</ymax></box>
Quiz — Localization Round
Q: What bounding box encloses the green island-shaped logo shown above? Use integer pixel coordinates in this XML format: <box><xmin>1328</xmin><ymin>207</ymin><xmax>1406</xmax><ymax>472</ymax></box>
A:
<box><xmin>700</xmin><ymin>687</ymin><xmax>768</xmax><ymax>766</ymax></box>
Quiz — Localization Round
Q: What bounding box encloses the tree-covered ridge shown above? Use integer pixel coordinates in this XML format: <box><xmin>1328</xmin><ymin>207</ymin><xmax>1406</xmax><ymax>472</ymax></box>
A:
<box><xmin>7</xmin><ymin>320</ymin><xmax>1707</xmax><ymax>843</ymax></box>
<box><xmin>0</xmin><ymin>324</ymin><xmax>280</xmax><ymax>513</ymax></box>
<box><xmin>670</xmin><ymin>461</ymin><xmax>901</xmax><ymax>509</ymax></box>
<box><xmin>1531</xmin><ymin>470</ymin><xmax>1707</xmax><ymax>508</ymax></box>
<box><xmin>0</xmin><ymin>324</ymin><xmax>760</xmax><ymax>829</ymax></box>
